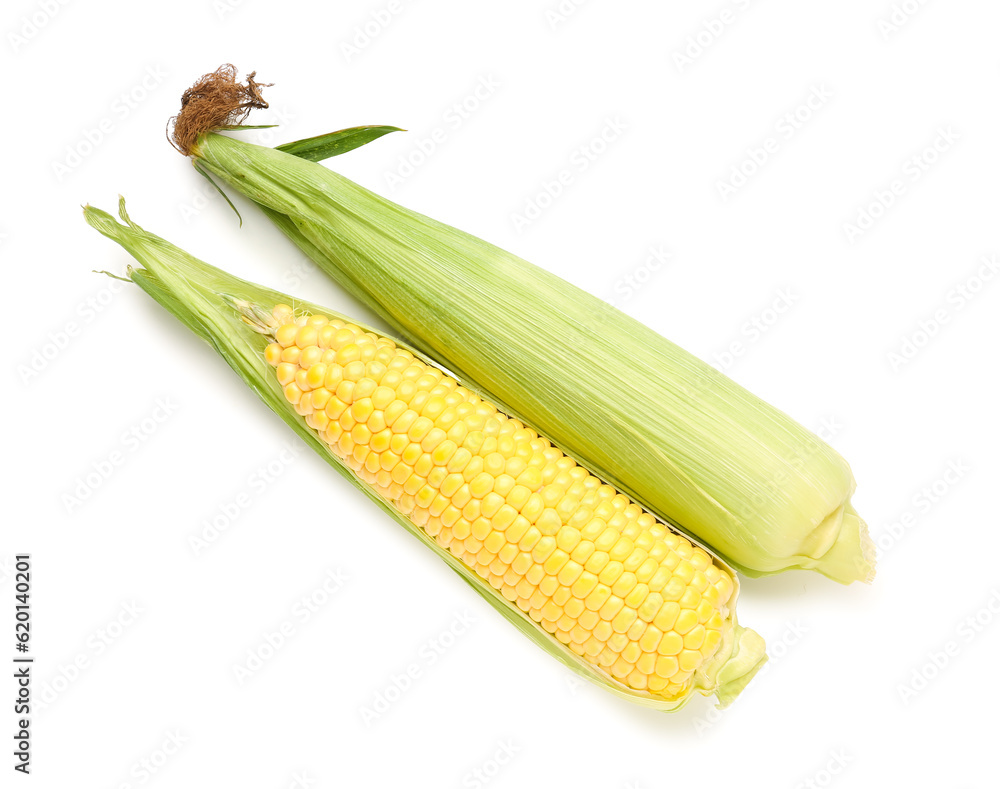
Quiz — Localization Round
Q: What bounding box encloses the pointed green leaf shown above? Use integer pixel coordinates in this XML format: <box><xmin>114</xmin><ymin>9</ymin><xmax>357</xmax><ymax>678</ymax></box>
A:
<box><xmin>276</xmin><ymin>125</ymin><xmax>404</xmax><ymax>162</ymax></box>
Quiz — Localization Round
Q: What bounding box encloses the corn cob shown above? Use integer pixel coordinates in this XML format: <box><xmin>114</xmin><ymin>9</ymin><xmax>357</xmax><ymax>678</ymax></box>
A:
<box><xmin>84</xmin><ymin>199</ymin><xmax>766</xmax><ymax>710</ymax></box>
<box><xmin>167</xmin><ymin>68</ymin><xmax>875</xmax><ymax>585</ymax></box>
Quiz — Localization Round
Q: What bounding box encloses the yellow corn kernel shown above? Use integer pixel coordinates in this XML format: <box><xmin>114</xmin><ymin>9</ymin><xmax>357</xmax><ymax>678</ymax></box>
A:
<box><xmin>413</xmin><ymin>453</ymin><xmax>434</xmax><ymax>478</ymax></box>
<box><xmin>516</xmin><ymin>466</ymin><xmax>542</xmax><ymax>491</ymax></box>
<box><xmin>275</xmin><ymin>323</ymin><xmax>298</xmax><ymax>347</ymax></box>
<box><xmin>611</xmin><ymin>607</ymin><xmax>637</xmax><ymax>634</ymax></box>
<box><xmin>675</xmin><ymin>608</ymin><xmax>699</xmax><ymax>635</ymax></box>
<box><xmin>469</xmin><ymin>472</ymin><xmax>494</xmax><ymax>499</ymax></box>
<box><xmin>276</xmin><ymin>362</ymin><xmax>297</xmax><ymax>386</ymax></box>
<box><xmin>492</xmin><ymin>504</ymin><xmax>517</xmax><ymax>532</ymax></box>
<box><xmin>506</xmin><ymin>516</ymin><xmax>530</xmax><ymax>544</ymax></box>
<box><xmin>370</xmin><ymin>429</ymin><xmax>392</xmax><ymax>453</ymax></box>
<box><xmin>505</xmin><ymin>484</ymin><xmax>531</xmax><ymax>511</ymax></box>
<box><xmin>584</xmin><ymin>551</ymin><xmax>609</xmax><ymax>575</ymax></box>
<box><xmin>624</xmin><ymin>583</ymin><xmax>648</xmax><ymax>609</ymax></box>
<box><xmin>300</xmin><ymin>346</ymin><xmax>323</xmax><ymax>368</ymax></box>
<box><xmin>265</xmin><ymin>342</ymin><xmax>282</xmax><ymax>365</ymax></box>
<box><xmin>294</xmin><ymin>325</ymin><xmax>318</xmax><ymax>349</ymax></box>
<box><xmin>432</xmin><ymin>439</ymin><xmax>457</xmax><ymax>466</ymax></box>
<box><xmin>481</xmin><ymin>492</ymin><xmax>504</xmax><ymax>519</ymax></box>
<box><xmin>639</xmin><ymin>626</ymin><xmax>662</xmax><ymax>653</ymax></box>
<box><xmin>520</xmin><ymin>494</ymin><xmax>545</xmax><ymax>524</ymax></box>
<box><xmin>349</xmin><ymin>397</ymin><xmax>373</xmax><ymax>423</ymax></box>
<box><xmin>657</xmin><ymin>632</ymin><xmax>683</xmax><ymax>656</ymax></box>
<box><xmin>492</xmin><ymin>474</ymin><xmax>516</xmax><ymax>498</ymax></box>
<box><xmin>536</xmin><ymin>508</ymin><xmax>561</xmax><ymax>536</ymax></box>
<box><xmin>655</xmin><ymin>655</ymin><xmax>679</xmax><ymax>679</ymax></box>
<box><xmin>538</xmin><ymin>575</ymin><xmax>559</xmax><ymax>597</ymax></box>
<box><xmin>702</xmin><ymin>629</ymin><xmax>723</xmax><ymax>657</ymax></box>
<box><xmin>415</xmin><ymin>485</ymin><xmax>436</xmax><ymax>509</ymax></box>
<box><xmin>542</xmin><ymin>549</ymin><xmax>569</xmax><ymax>576</ymax></box>
<box><xmin>557</xmin><ymin>560</ymin><xmax>583</xmax><ymax>587</ymax></box>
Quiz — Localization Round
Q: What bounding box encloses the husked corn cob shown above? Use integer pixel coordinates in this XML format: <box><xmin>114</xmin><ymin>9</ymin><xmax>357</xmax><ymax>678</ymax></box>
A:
<box><xmin>264</xmin><ymin>305</ymin><xmax>733</xmax><ymax>696</ymax></box>
<box><xmin>84</xmin><ymin>199</ymin><xmax>765</xmax><ymax>710</ymax></box>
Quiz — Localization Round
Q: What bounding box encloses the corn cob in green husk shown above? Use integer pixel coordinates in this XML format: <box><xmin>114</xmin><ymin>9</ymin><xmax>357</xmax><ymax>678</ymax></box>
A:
<box><xmin>169</xmin><ymin>68</ymin><xmax>875</xmax><ymax>584</ymax></box>
<box><xmin>84</xmin><ymin>199</ymin><xmax>766</xmax><ymax>710</ymax></box>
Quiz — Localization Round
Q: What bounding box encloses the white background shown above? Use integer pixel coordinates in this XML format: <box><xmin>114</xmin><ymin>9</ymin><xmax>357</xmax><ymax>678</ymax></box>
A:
<box><xmin>4</xmin><ymin>0</ymin><xmax>1000</xmax><ymax>786</ymax></box>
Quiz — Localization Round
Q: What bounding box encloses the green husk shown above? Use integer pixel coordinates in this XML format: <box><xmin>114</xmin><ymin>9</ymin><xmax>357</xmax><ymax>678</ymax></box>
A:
<box><xmin>187</xmin><ymin>130</ymin><xmax>875</xmax><ymax>585</ymax></box>
<box><xmin>83</xmin><ymin>198</ymin><xmax>766</xmax><ymax>711</ymax></box>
